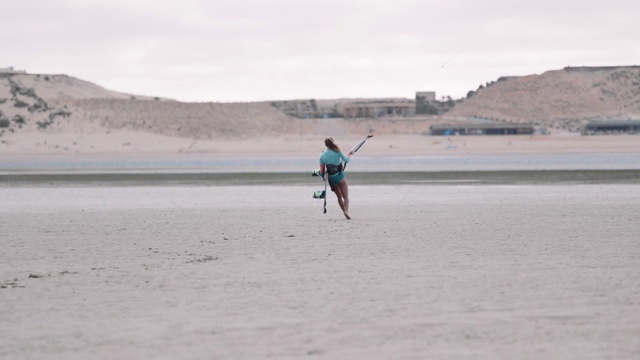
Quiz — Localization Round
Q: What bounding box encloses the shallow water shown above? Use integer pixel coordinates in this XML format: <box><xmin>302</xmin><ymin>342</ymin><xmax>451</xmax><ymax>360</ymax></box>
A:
<box><xmin>2</xmin><ymin>169</ymin><xmax>640</xmax><ymax>188</ymax></box>
<box><xmin>2</xmin><ymin>152</ymin><xmax>640</xmax><ymax>174</ymax></box>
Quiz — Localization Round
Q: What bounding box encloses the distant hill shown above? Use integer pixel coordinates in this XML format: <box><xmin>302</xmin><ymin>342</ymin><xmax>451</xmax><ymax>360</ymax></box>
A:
<box><xmin>0</xmin><ymin>72</ymin><xmax>311</xmax><ymax>139</ymax></box>
<box><xmin>2</xmin><ymin>66</ymin><xmax>639</xmax><ymax>140</ymax></box>
<box><xmin>446</xmin><ymin>66</ymin><xmax>640</xmax><ymax>131</ymax></box>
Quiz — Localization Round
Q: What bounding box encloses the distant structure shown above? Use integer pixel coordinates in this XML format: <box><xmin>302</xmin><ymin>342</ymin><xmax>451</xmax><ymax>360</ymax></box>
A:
<box><xmin>341</xmin><ymin>101</ymin><xmax>415</xmax><ymax>118</ymax></box>
<box><xmin>270</xmin><ymin>100</ymin><xmax>338</xmax><ymax>119</ymax></box>
<box><xmin>416</xmin><ymin>91</ymin><xmax>436</xmax><ymax>102</ymax></box>
<box><xmin>415</xmin><ymin>91</ymin><xmax>438</xmax><ymax>115</ymax></box>
<box><xmin>565</xmin><ymin>66</ymin><xmax>640</xmax><ymax>73</ymax></box>
<box><xmin>270</xmin><ymin>90</ymin><xmax>457</xmax><ymax>119</ymax></box>
<box><xmin>583</xmin><ymin>120</ymin><xmax>640</xmax><ymax>135</ymax></box>
<box><xmin>0</xmin><ymin>66</ymin><xmax>27</xmax><ymax>74</ymax></box>
<box><xmin>430</xmin><ymin>123</ymin><xmax>536</xmax><ymax>136</ymax></box>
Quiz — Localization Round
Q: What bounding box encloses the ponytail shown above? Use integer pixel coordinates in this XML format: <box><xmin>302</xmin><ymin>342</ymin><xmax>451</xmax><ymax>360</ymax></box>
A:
<box><xmin>324</xmin><ymin>137</ymin><xmax>342</xmax><ymax>153</ymax></box>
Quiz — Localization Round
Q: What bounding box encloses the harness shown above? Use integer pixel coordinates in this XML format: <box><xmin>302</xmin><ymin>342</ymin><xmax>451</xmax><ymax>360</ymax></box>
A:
<box><xmin>325</xmin><ymin>163</ymin><xmax>343</xmax><ymax>177</ymax></box>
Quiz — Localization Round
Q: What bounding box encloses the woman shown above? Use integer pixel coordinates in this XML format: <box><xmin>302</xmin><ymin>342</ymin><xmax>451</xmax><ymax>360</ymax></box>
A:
<box><xmin>319</xmin><ymin>137</ymin><xmax>352</xmax><ymax>219</ymax></box>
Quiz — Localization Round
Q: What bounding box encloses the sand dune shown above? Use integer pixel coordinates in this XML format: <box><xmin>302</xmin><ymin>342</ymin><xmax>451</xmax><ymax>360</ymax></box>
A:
<box><xmin>447</xmin><ymin>66</ymin><xmax>640</xmax><ymax>130</ymax></box>
<box><xmin>1</xmin><ymin>68</ymin><xmax>639</xmax><ymax>159</ymax></box>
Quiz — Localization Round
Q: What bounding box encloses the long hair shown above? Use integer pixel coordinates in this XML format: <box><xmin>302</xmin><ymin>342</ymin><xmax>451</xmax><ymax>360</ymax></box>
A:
<box><xmin>324</xmin><ymin>137</ymin><xmax>341</xmax><ymax>153</ymax></box>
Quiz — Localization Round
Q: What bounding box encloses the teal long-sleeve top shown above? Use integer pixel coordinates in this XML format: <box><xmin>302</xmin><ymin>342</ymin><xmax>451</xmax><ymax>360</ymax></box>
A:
<box><xmin>319</xmin><ymin>149</ymin><xmax>350</xmax><ymax>166</ymax></box>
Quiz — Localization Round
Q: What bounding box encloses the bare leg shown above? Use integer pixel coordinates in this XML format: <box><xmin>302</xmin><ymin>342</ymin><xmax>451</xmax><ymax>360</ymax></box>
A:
<box><xmin>337</xmin><ymin>179</ymin><xmax>350</xmax><ymax>219</ymax></box>
<box><xmin>332</xmin><ymin>185</ymin><xmax>347</xmax><ymax>215</ymax></box>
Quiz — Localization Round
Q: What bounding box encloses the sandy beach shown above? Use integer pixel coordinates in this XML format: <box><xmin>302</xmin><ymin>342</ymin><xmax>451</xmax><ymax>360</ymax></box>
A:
<box><xmin>2</xmin><ymin>131</ymin><xmax>639</xmax><ymax>158</ymax></box>
<box><xmin>1</xmin><ymin>125</ymin><xmax>639</xmax><ymax>359</ymax></box>
<box><xmin>1</xmin><ymin>183</ymin><xmax>639</xmax><ymax>359</ymax></box>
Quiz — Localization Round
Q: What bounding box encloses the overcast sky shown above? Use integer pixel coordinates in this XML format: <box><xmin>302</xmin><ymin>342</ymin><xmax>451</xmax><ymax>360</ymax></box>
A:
<box><xmin>2</xmin><ymin>0</ymin><xmax>639</xmax><ymax>102</ymax></box>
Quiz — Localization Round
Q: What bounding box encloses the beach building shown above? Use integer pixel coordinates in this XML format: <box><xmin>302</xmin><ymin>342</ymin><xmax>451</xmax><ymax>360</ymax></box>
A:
<box><xmin>583</xmin><ymin>120</ymin><xmax>640</xmax><ymax>135</ymax></box>
<box><xmin>416</xmin><ymin>91</ymin><xmax>436</xmax><ymax>102</ymax></box>
<box><xmin>430</xmin><ymin>123</ymin><xmax>536</xmax><ymax>136</ymax></box>
<box><xmin>341</xmin><ymin>101</ymin><xmax>415</xmax><ymax>118</ymax></box>
<box><xmin>415</xmin><ymin>91</ymin><xmax>438</xmax><ymax>115</ymax></box>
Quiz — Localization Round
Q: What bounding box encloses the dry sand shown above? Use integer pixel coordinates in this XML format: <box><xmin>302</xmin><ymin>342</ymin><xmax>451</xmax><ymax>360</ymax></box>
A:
<box><xmin>1</xmin><ymin>184</ymin><xmax>639</xmax><ymax>359</ymax></box>
<box><xmin>1</xmin><ymin>130</ymin><xmax>639</xmax><ymax>159</ymax></box>
<box><xmin>1</xmin><ymin>100</ymin><xmax>639</xmax><ymax>359</ymax></box>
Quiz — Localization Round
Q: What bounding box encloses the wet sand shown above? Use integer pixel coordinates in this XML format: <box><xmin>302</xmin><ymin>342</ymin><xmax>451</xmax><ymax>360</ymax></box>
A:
<box><xmin>1</xmin><ymin>184</ymin><xmax>639</xmax><ymax>359</ymax></box>
<box><xmin>2</xmin><ymin>169</ymin><xmax>640</xmax><ymax>187</ymax></box>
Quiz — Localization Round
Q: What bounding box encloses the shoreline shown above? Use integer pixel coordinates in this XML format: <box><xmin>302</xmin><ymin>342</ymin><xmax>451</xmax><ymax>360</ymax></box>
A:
<box><xmin>1</xmin><ymin>151</ymin><xmax>639</xmax><ymax>175</ymax></box>
<box><xmin>2</xmin><ymin>169</ymin><xmax>640</xmax><ymax>186</ymax></box>
<box><xmin>2</xmin><ymin>133</ymin><xmax>638</xmax><ymax>175</ymax></box>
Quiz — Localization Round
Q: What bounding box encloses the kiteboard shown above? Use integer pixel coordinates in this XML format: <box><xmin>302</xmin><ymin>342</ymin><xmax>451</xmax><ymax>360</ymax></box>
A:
<box><xmin>312</xmin><ymin>169</ymin><xmax>327</xmax><ymax>212</ymax></box>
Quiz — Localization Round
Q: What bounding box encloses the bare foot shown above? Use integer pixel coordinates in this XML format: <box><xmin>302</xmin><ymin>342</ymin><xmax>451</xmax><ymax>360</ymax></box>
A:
<box><xmin>344</xmin><ymin>212</ymin><xmax>351</xmax><ymax>220</ymax></box>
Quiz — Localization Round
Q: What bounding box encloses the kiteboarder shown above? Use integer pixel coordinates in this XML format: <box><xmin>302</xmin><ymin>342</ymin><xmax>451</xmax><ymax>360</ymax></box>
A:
<box><xmin>319</xmin><ymin>137</ymin><xmax>352</xmax><ymax>219</ymax></box>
